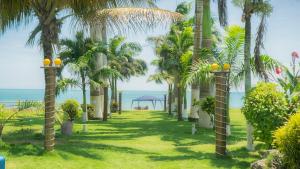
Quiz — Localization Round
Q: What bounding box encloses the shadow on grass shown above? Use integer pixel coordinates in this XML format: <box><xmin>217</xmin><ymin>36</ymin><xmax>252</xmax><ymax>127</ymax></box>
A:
<box><xmin>54</xmin><ymin>139</ymin><xmax>158</xmax><ymax>160</ymax></box>
<box><xmin>149</xmin><ymin>146</ymin><xmax>258</xmax><ymax>169</ymax></box>
<box><xmin>1</xmin><ymin>110</ymin><xmax>260</xmax><ymax>168</ymax></box>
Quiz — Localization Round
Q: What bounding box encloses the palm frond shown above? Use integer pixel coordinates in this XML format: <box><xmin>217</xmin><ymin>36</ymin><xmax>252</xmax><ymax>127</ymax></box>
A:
<box><xmin>56</xmin><ymin>78</ymin><xmax>79</xmax><ymax>96</ymax></box>
<box><xmin>91</xmin><ymin>8</ymin><xmax>183</xmax><ymax>34</ymax></box>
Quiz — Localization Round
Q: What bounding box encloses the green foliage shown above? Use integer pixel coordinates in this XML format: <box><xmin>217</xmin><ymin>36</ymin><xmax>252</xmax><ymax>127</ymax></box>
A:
<box><xmin>83</xmin><ymin>104</ymin><xmax>96</xmax><ymax>119</ymax></box>
<box><xmin>200</xmin><ymin>97</ymin><xmax>215</xmax><ymax>127</ymax></box>
<box><xmin>273</xmin><ymin>112</ymin><xmax>300</xmax><ymax>169</ymax></box>
<box><xmin>110</xmin><ymin>102</ymin><xmax>119</xmax><ymax>113</ymax></box>
<box><xmin>16</xmin><ymin>100</ymin><xmax>43</xmax><ymax>111</ymax></box>
<box><xmin>242</xmin><ymin>83</ymin><xmax>288</xmax><ymax>147</ymax></box>
<box><xmin>61</xmin><ymin>99</ymin><xmax>80</xmax><ymax>121</ymax></box>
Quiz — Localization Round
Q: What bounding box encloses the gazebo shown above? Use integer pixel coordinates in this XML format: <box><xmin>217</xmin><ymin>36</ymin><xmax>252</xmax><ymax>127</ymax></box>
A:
<box><xmin>131</xmin><ymin>96</ymin><xmax>164</xmax><ymax>110</ymax></box>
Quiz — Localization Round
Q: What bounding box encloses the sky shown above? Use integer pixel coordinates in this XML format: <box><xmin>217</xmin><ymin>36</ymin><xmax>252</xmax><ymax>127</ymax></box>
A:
<box><xmin>0</xmin><ymin>0</ymin><xmax>300</xmax><ymax>91</ymax></box>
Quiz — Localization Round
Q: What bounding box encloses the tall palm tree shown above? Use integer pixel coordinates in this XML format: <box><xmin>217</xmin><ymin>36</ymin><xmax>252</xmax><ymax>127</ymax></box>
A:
<box><xmin>233</xmin><ymin>0</ymin><xmax>272</xmax><ymax>151</ymax></box>
<box><xmin>106</xmin><ymin>36</ymin><xmax>147</xmax><ymax>108</ymax></box>
<box><xmin>150</xmin><ymin>24</ymin><xmax>194</xmax><ymax>121</ymax></box>
<box><xmin>194</xmin><ymin>0</ymin><xmax>228</xmax><ymax>128</ymax></box>
<box><xmin>0</xmin><ymin>0</ymin><xmax>182</xmax><ymax>151</ymax></box>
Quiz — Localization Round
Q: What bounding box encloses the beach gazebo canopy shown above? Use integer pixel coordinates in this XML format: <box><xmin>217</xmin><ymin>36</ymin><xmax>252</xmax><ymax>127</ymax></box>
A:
<box><xmin>131</xmin><ymin>96</ymin><xmax>164</xmax><ymax>109</ymax></box>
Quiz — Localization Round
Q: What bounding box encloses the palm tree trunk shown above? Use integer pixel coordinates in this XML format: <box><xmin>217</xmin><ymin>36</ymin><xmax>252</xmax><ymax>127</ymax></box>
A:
<box><xmin>245</xmin><ymin>14</ymin><xmax>254</xmax><ymax>151</ymax></box>
<box><xmin>198</xmin><ymin>0</ymin><xmax>213</xmax><ymax>128</ymax></box>
<box><xmin>0</xmin><ymin>125</ymin><xmax>4</xmax><ymax>140</ymax></box>
<box><xmin>110</xmin><ymin>77</ymin><xmax>115</xmax><ymax>106</ymax></box>
<box><xmin>168</xmin><ymin>84</ymin><xmax>172</xmax><ymax>116</ymax></box>
<box><xmin>103</xmin><ymin>86</ymin><xmax>108</xmax><ymax>121</ymax></box>
<box><xmin>172</xmin><ymin>82</ymin><xmax>178</xmax><ymax>115</ymax></box>
<box><xmin>190</xmin><ymin>0</ymin><xmax>203</xmax><ymax>120</ymax></box>
<box><xmin>177</xmin><ymin>86</ymin><xmax>183</xmax><ymax>121</ymax></box>
<box><xmin>39</xmin><ymin>9</ymin><xmax>60</xmax><ymax>150</ymax></box>
<box><xmin>82</xmin><ymin>73</ymin><xmax>88</xmax><ymax>132</ymax></box>
<box><xmin>114</xmin><ymin>78</ymin><xmax>118</xmax><ymax>104</ymax></box>
<box><xmin>90</xmin><ymin>23</ymin><xmax>107</xmax><ymax>120</ymax></box>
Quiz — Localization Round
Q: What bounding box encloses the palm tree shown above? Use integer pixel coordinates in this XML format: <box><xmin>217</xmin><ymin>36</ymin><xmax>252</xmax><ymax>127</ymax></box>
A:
<box><xmin>58</xmin><ymin>39</ymin><xmax>120</xmax><ymax>123</ymax></box>
<box><xmin>233</xmin><ymin>0</ymin><xmax>272</xmax><ymax>151</ymax></box>
<box><xmin>58</xmin><ymin>32</ymin><xmax>103</xmax><ymax>131</ymax></box>
<box><xmin>150</xmin><ymin>24</ymin><xmax>194</xmax><ymax>121</ymax></box>
<box><xmin>106</xmin><ymin>36</ymin><xmax>147</xmax><ymax>110</ymax></box>
<box><xmin>194</xmin><ymin>0</ymin><xmax>229</xmax><ymax>128</ymax></box>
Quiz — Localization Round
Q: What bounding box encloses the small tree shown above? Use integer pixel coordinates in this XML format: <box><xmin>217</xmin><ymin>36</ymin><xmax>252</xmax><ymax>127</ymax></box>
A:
<box><xmin>242</xmin><ymin>83</ymin><xmax>288</xmax><ymax>147</ymax></box>
<box><xmin>61</xmin><ymin>99</ymin><xmax>80</xmax><ymax>122</ymax></box>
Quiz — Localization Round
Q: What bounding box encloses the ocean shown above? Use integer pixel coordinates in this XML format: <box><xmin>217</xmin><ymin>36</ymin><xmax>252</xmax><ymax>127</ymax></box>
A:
<box><xmin>0</xmin><ymin>89</ymin><xmax>244</xmax><ymax>110</ymax></box>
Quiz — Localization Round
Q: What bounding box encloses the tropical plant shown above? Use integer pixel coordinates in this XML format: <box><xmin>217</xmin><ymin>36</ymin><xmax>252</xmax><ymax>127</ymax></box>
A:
<box><xmin>61</xmin><ymin>99</ymin><xmax>80</xmax><ymax>122</ymax></box>
<box><xmin>276</xmin><ymin>52</ymin><xmax>300</xmax><ymax>115</ymax></box>
<box><xmin>242</xmin><ymin>83</ymin><xmax>288</xmax><ymax>147</ymax></box>
<box><xmin>192</xmin><ymin>96</ymin><xmax>215</xmax><ymax>128</ymax></box>
<box><xmin>106</xmin><ymin>36</ymin><xmax>147</xmax><ymax>108</ymax></box>
<box><xmin>148</xmin><ymin>2</ymin><xmax>194</xmax><ymax>121</ymax></box>
<box><xmin>59</xmin><ymin>38</ymin><xmax>120</xmax><ymax>122</ymax></box>
<box><xmin>191</xmin><ymin>0</ymin><xmax>228</xmax><ymax>128</ymax></box>
<box><xmin>233</xmin><ymin>0</ymin><xmax>273</xmax><ymax>150</ymax></box>
<box><xmin>186</xmin><ymin>25</ymin><xmax>280</xmax><ymax>130</ymax></box>
<box><xmin>0</xmin><ymin>0</ymin><xmax>181</xmax><ymax>152</ymax></box>
<box><xmin>273</xmin><ymin>112</ymin><xmax>300</xmax><ymax>169</ymax></box>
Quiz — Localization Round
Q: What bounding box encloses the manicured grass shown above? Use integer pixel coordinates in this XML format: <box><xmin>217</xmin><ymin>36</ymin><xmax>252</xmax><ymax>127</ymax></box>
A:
<box><xmin>0</xmin><ymin>109</ymin><xmax>262</xmax><ymax>169</ymax></box>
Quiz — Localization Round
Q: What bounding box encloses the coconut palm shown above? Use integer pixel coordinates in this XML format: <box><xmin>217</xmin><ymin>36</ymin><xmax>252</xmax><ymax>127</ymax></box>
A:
<box><xmin>193</xmin><ymin>0</ymin><xmax>229</xmax><ymax>128</ymax></box>
<box><xmin>58</xmin><ymin>32</ymin><xmax>105</xmax><ymax>131</ymax></box>
<box><xmin>58</xmin><ymin>40</ymin><xmax>120</xmax><ymax>123</ymax></box>
<box><xmin>150</xmin><ymin>23</ymin><xmax>194</xmax><ymax>121</ymax></box>
<box><xmin>232</xmin><ymin>0</ymin><xmax>273</xmax><ymax>150</ymax></box>
<box><xmin>106</xmin><ymin>36</ymin><xmax>147</xmax><ymax>109</ymax></box>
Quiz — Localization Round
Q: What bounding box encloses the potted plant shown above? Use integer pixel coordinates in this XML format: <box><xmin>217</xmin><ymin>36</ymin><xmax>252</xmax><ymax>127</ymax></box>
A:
<box><xmin>61</xmin><ymin>99</ymin><xmax>80</xmax><ymax>136</ymax></box>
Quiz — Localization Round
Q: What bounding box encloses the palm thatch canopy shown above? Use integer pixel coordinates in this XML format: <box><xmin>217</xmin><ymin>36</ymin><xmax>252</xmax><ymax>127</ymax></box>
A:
<box><xmin>91</xmin><ymin>8</ymin><xmax>183</xmax><ymax>33</ymax></box>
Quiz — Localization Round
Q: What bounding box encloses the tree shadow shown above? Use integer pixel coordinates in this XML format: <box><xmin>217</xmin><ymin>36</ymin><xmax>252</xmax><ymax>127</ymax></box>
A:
<box><xmin>149</xmin><ymin>146</ymin><xmax>258</xmax><ymax>169</ymax></box>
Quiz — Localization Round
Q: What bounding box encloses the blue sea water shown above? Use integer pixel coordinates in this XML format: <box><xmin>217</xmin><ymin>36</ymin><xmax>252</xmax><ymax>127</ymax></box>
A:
<box><xmin>0</xmin><ymin>89</ymin><xmax>244</xmax><ymax>110</ymax></box>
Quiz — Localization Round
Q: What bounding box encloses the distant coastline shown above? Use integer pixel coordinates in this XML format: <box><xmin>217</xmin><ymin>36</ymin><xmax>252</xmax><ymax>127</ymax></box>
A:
<box><xmin>0</xmin><ymin>89</ymin><xmax>244</xmax><ymax>109</ymax></box>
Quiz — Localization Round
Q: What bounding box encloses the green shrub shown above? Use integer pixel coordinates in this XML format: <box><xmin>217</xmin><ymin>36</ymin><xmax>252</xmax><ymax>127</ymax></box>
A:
<box><xmin>111</xmin><ymin>102</ymin><xmax>119</xmax><ymax>113</ymax></box>
<box><xmin>61</xmin><ymin>99</ymin><xmax>80</xmax><ymax>121</ymax></box>
<box><xmin>82</xmin><ymin>104</ymin><xmax>96</xmax><ymax>120</ymax></box>
<box><xmin>200</xmin><ymin>97</ymin><xmax>215</xmax><ymax>127</ymax></box>
<box><xmin>273</xmin><ymin>112</ymin><xmax>300</xmax><ymax>169</ymax></box>
<box><xmin>242</xmin><ymin>83</ymin><xmax>288</xmax><ymax>147</ymax></box>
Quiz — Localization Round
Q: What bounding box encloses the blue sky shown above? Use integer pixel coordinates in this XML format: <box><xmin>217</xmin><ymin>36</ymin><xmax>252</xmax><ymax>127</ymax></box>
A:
<box><xmin>0</xmin><ymin>0</ymin><xmax>300</xmax><ymax>91</ymax></box>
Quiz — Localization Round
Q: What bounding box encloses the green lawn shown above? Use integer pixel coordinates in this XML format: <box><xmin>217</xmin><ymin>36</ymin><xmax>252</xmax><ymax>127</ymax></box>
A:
<box><xmin>0</xmin><ymin>109</ymin><xmax>262</xmax><ymax>169</ymax></box>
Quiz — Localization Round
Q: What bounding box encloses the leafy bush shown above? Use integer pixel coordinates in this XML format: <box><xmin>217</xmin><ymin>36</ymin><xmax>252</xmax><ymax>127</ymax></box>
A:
<box><xmin>242</xmin><ymin>83</ymin><xmax>288</xmax><ymax>147</ymax></box>
<box><xmin>200</xmin><ymin>97</ymin><xmax>215</xmax><ymax>127</ymax></box>
<box><xmin>273</xmin><ymin>112</ymin><xmax>300</xmax><ymax>169</ymax></box>
<box><xmin>82</xmin><ymin>104</ymin><xmax>96</xmax><ymax>120</ymax></box>
<box><xmin>111</xmin><ymin>102</ymin><xmax>119</xmax><ymax>113</ymax></box>
<box><xmin>61</xmin><ymin>99</ymin><xmax>80</xmax><ymax>121</ymax></box>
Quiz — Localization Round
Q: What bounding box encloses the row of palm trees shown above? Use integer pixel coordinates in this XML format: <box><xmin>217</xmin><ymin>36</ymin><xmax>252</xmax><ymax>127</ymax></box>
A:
<box><xmin>57</xmin><ymin>32</ymin><xmax>147</xmax><ymax>128</ymax></box>
<box><xmin>0</xmin><ymin>0</ymin><xmax>181</xmax><ymax>151</ymax></box>
<box><xmin>149</xmin><ymin>0</ymin><xmax>275</xmax><ymax>151</ymax></box>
